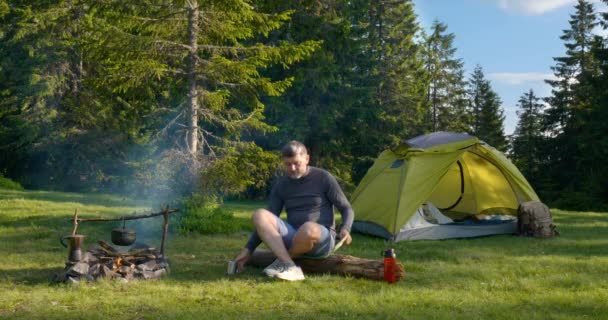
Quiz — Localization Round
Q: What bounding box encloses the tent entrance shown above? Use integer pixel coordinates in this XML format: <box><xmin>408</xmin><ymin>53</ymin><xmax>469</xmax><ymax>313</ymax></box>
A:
<box><xmin>428</xmin><ymin>151</ymin><xmax>520</xmax><ymax>220</ymax></box>
<box><xmin>437</xmin><ymin>160</ymin><xmax>464</xmax><ymax>211</ymax></box>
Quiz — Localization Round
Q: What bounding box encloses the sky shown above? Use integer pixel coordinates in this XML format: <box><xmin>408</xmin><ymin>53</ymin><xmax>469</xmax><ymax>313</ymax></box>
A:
<box><xmin>412</xmin><ymin>0</ymin><xmax>606</xmax><ymax>135</ymax></box>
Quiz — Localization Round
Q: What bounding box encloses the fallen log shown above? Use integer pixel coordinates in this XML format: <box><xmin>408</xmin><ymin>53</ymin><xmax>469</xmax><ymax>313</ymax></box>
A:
<box><xmin>247</xmin><ymin>249</ymin><xmax>405</xmax><ymax>282</ymax></box>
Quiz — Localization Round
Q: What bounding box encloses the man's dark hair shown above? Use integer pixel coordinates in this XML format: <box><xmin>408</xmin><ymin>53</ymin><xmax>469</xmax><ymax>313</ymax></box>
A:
<box><xmin>281</xmin><ymin>140</ymin><xmax>308</xmax><ymax>158</ymax></box>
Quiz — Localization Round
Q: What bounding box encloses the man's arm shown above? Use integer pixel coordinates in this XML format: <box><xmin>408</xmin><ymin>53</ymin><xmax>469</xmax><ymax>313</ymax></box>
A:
<box><xmin>325</xmin><ymin>173</ymin><xmax>354</xmax><ymax>241</ymax></box>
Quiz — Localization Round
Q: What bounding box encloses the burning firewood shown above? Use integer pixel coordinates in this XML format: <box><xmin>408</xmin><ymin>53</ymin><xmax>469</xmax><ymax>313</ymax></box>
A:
<box><xmin>56</xmin><ymin>244</ymin><xmax>169</xmax><ymax>283</ymax></box>
<box><xmin>98</xmin><ymin>240</ymin><xmax>120</xmax><ymax>254</ymax></box>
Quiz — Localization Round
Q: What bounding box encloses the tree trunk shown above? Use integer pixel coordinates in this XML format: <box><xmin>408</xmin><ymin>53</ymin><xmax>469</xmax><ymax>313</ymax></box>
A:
<box><xmin>186</xmin><ymin>0</ymin><xmax>199</xmax><ymax>156</ymax></box>
<box><xmin>69</xmin><ymin>0</ymin><xmax>84</xmax><ymax>94</ymax></box>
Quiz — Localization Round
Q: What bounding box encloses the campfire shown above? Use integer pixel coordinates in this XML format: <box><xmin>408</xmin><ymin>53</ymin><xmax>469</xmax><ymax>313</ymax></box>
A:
<box><xmin>55</xmin><ymin>208</ymin><xmax>178</xmax><ymax>284</ymax></box>
<box><xmin>55</xmin><ymin>240</ymin><xmax>168</xmax><ymax>283</ymax></box>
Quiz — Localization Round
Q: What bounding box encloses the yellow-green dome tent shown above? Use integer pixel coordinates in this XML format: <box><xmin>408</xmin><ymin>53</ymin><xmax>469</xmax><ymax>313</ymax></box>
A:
<box><xmin>351</xmin><ymin>132</ymin><xmax>539</xmax><ymax>241</ymax></box>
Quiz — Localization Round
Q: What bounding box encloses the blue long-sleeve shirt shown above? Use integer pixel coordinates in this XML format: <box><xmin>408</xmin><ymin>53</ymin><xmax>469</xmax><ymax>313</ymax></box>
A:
<box><xmin>245</xmin><ymin>166</ymin><xmax>354</xmax><ymax>252</ymax></box>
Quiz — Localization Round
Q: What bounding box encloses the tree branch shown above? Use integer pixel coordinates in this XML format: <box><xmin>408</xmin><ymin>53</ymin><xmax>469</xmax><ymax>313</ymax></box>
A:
<box><xmin>130</xmin><ymin>16</ymin><xmax>187</xmax><ymax>22</ymax></box>
<box><xmin>152</xmin><ymin>110</ymin><xmax>184</xmax><ymax>140</ymax></box>
<box><xmin>154</xmin><ymin>40</ymin><xmax>192</xmax><ymax>50</ymax></box>
<box><xmin>216</xmin><ymin>81</ymin><xmax>244</xmax><ymax>88</ymax></box>
<box><xmin>197</xmin><ymin>127</ymin><xmax>217</xmax><ymax>158</ymax></box>
<box><xmin>234</xmin><ymin>110</ymin><xmax>258</xmax><ymax>124</ymax></box>
<box><xmin>199</xmin><ymin>44</ymin><xmax>264</xmax><ymax>52</ymax></box>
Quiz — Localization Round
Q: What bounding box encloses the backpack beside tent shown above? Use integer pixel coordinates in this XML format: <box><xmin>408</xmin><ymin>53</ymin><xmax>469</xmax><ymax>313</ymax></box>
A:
<box><xmin>517</xmin><ymin>201</ymin><xmax>559</xmax><ymax>238</ymax></box>
<box><xmin>351</xmin><ymin>132</ymin><xmax>540</xmax><ymax>241</ymax></box>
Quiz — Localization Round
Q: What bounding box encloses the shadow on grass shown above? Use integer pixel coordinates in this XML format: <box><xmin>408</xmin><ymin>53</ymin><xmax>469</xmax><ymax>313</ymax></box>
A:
<box><xmin>0</xmin><ymin>188</ymin><xmax>156</xmax><ymax>208</ymax></box>
<box><xmin>0</xmin><ymin>267</ymin><xmax>63</xmax><ymax>285</ymax></box>
<box><xmin>554</xmin><ymin>212</ymin><xmax>608</xmax><ymax>225</ymax></box>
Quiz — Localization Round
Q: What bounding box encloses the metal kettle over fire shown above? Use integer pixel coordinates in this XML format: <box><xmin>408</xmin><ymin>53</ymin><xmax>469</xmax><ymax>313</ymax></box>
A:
<box><xmin>60</xmin><ymin>234</ymin><xmax>86</xmax><ymax>262</ymax></box>
<box><xmin>111</xmin><ymin>217</ymin><xmax>137</xmax><ymax>246</ymax></box>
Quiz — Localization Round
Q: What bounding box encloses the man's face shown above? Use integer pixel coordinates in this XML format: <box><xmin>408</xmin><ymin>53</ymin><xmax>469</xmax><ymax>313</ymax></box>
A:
<box><xmin>283</xmin><ymin>153</ymin><xmax>309</xmax><ymax>179</ymax></box>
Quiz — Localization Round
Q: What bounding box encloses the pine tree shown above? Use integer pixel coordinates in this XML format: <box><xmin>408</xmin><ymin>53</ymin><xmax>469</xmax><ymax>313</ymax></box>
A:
<box><xmin>86</xmin><ymin>0</ymin><xmax>319</xmax><ymax>158</ymax></box>
<box><xmin>545</xmin><ymin>0</ymin><xmax>598</xmax><ymax>135</ymax></box>
<box><xmin>511</xmin><ymin>89</ymin><xmax>544</xmax><ymax>184</ymax></box>
<box><xmin>467</xmin><ymin>65</ymin><xmax>507</xmax><ymax>151</ymax></box>
<box><xmin>342</xmin><ymin>0</ymin><xmax>429</xmax><ymax>183</ymax></box>
<box><xmin>0</xmin><ymin>0</ymin><xmax>319</xmax><ymax>193</ymax></box>
<box><xmin>542</xmin><ymin>0</ymin><xmax>602</xmax><ymax>207</ymax></box>
<box><xmin>253</xmin><ymin>0</ymin><xmax>429</xmax><ymax>186</ymax></box>
<box><xmin>252</xmin><ymin>0</ymin><xmax>360</xmax><ymax>183</ymax></box>
<box><xmin>571</xmin><ymin>0</ymin><xmax>608</xmax><ymax>208</ymax></box>
<box><xmin>0</xmin><ymin>0</ymin><xmax>108</xmax><ymax>189</ymax></box>
<box><xmin>422</xmin><ymin>20</ymin><xmax>469</xmax><ymax>132</ymax></box>
<box><xmin>373</xmin><ymin>0</ymin><xmax>429</xmax><ymax>144</ymax></box>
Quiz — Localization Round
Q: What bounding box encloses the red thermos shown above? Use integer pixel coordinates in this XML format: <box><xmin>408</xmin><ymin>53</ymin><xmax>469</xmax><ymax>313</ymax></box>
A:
<box><xmin>383</xmin><ymin>248</ymin><xmax>397</xmax><ymax>283</ymax></box>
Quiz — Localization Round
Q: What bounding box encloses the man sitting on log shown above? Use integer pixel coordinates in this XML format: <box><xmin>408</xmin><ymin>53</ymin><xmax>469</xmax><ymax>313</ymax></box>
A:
<box><xmin>233</xmin><ymin>140</ymin><xmax>354</xmax><ymax>281</ymax></box>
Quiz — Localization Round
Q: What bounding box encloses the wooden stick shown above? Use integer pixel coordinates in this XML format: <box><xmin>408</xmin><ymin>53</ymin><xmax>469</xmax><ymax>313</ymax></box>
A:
<box><xmin>127</xmin><ymin>248</ymin><xmax>156</xmax><ymax>256</ymax></box>
<box><xmin>71</xmin><ymin>208</ymin><xmax>79</xmax><ymax>235</ymax></box>
<box><xmin>98</xmin><ymin>248</ymin><xmax>121</xmax><ymax>257</ymax></box>
<box><xmin>98</xmin><ymin>240</ymin><xmax>119</xmax><ymax>253</ymax></box>
<box><xmin>72</xmin><ymin>208</ymin><xmax>179</xmax><ymax>223</ymax></box>
<box><xmin>160</xmin><ymin>210</ymin><xmax>169</xmax><ymax>256</ymax></box>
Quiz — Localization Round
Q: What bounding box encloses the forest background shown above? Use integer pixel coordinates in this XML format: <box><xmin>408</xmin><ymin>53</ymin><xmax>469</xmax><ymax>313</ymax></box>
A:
<box><xmin>0</xmin><ymin>0</ymin><xmax>606</xmax><ymax>211</ymax></box>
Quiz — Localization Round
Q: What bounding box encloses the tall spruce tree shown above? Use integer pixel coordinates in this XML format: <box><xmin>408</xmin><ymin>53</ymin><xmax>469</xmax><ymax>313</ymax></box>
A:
<box><xmin>253</xmin><ymin>0</ymin><xmax>428</xmax><ymax>187</ymax></box>
<box><xmin>542</xmin><ymin>0</ymin><xmax>601</xmax><ymax>207</ymax></box>
<box><xmin>343</xmin><ymin>0</ymin><xmax>429</xmax><ymax>183</ymax></box>
<box><xmin>86</xmin><ymin>0</ymin><xmax>319</xmax><ymax>158</ymax></box>
<box><xmin>332</xmin><ymin>0</ymin><xmax>429</xmax><ymax>159</ymax></box>
<box><xmin>422</xmin><ymin>20</ymin><xmax>469</xmax><ymax>132</ymax></box>
<box><xmin>0</xmin><ymin>0</ymin><xmax>120</xmax><ymax>190</ymax></box>
<box><xmin>467</xmin><ymin>65</ymin><xmax>507</xmax><ymax>151</ymax></box>
<box><xmin>372</xmin><ymin>0</ymin><xmax>429</xmax><ymax>144</ymax></box>
<box><xmin>571</xmin><ymin>0</ymin><xmax>608</xmax><ymax>208</ymax></box>
<box><xmin>0</xmin><ymin>0</ymin><xmax>319</xmax><ymax>194</ymax></box>
<box><xmin>545</xmin><ymin>0</ymin><xmax>598</xmax><ymax>135</ymax></box>
<box><xmin>511</xmin><ymin>89</ymin><xmax>544</xmax><ymax>185</ymax></box>
<box><xmin>251</xmin><ymin>0</ymin><xmax>361</xmax><ymax>185</ymax></box>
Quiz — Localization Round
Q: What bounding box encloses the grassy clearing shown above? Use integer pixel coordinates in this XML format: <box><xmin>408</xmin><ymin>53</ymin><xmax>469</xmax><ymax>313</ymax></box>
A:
<box><xmin>0</xmin><ymin>188</ymin><xmax>607</xmax><ymax>319</ymax></box>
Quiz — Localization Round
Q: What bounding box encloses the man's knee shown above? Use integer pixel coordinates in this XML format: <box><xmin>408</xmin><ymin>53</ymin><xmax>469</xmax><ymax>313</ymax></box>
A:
<box><xmin>296</xmin><ymin>222</ymin><xmax>322</xmax><ymax>242</ymax></box>
<box><xmin>252</xmin><ymin>208</ymin><xmax>274</xmax><ymax>226</ymax></box>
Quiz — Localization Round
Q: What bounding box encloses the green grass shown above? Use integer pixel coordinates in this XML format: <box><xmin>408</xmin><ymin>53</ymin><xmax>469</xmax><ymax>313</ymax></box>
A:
<box><xmin>1</xmin><ymin>188</ymin><xmax>608</xmax><ymax>319</ymax></box>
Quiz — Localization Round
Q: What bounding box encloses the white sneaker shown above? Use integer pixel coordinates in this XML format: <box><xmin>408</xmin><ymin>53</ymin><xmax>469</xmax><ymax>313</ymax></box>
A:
<box><xmin>263</xmin><ymin>259</ymin><xmax>305</xmax><ymax>281</ymax></box>
<box><xmin>263</xmin><ymin>259</ymin><xmax>286</xmax><ymax>277</ymax></box>
<box><xmin>275</xmin><ymin>265</ymin><xmax>305</xmax><ymax>281</ymax></box>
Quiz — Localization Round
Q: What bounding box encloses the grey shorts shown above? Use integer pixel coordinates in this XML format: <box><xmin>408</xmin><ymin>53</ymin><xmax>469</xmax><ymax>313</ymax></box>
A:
<box><xmin>272</xmin><ymin>215</ymin><xmax>335</xmax><ymax>259</ymax></box>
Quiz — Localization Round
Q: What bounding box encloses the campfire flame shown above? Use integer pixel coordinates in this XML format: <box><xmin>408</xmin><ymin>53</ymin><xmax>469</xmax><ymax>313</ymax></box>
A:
<box><xmin>112</xmin><ymin>257</ymin><xmax>123</xmax><ymax>270</ymax></box>
<box><xmin>112</xmin><ymin>256</ymin><xmax>136</xmax><ymax>271</ymax></box>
